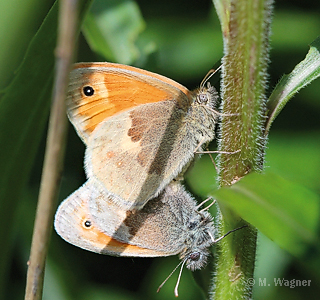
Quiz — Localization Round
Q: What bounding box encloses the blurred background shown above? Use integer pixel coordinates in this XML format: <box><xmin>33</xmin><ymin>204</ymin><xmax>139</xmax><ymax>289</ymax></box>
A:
<box><xmin>1</xmin><ymin>0</ymin><xmax>320</xmax><ymax>299</ymax></box>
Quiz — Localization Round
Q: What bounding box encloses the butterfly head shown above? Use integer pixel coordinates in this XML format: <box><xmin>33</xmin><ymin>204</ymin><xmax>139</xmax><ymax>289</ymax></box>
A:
<box><xmin>196</xmin><ymin>82</ymin><xmax>218</xmax><ymax>111</ymax></box>
<box><xmin>180</xmin><ymin>208</ymin><xmax>215</xmax><ymax>271</ymax></box>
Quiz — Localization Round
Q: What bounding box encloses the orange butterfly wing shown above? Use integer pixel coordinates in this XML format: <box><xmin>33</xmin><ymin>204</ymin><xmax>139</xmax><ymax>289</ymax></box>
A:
<box><xmin>54</xmin><ymin>180</ymin><xmax>175</xmax><ymax>257</ymax></box>
<box><xmin>67</xmin><ymin>62</ymin><xmax>191</xmax><ymax>144</ymax></box>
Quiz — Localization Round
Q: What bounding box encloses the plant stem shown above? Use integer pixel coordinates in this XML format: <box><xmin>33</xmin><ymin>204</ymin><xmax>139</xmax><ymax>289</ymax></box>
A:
<box><xmin>24</xmin><ymin>1</ymin><xmax>80</xmax><ymax>299</ymax></box>
<box><xmin>211</xmin><ymin>0</ymin><xmax>273</xmax><ymax>298</ymax></box>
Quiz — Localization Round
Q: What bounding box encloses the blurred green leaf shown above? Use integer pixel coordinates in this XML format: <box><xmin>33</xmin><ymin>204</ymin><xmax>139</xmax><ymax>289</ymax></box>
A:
<box><xmin>271</xmin><ymin>11</ymin><xmax>320</xmax><ymax>51</ymax></box>
<box><xmin>0</xmin><ymin>0</ymin><xmax>53</xmax><ymax>90</ymax></box>
<box><xmin>185</xmin><ymin>155</ymin><xmax>218</xmax><ymax>197</ymax></box>
<box><xmin>211</xmin><ymin>171</ymin><xmax>320</xmax><ymax>257</ymax></box>
<box><xmin>43</xmin><ymin>260</ymin><xmax>71</xmax><ymax>300</ymax></box>
<box><xmin>81</xmin><ymin>286</ymin><xmax>139</xmax><ymax>300</ymax></box>
<box><xmin>253</xmin><ymin>233</ymin><xmax>291</xmax><ymax>300</ymax></box>
<box><xmin>192</xmin><ymin>256</ymin><xmax>214</xmax><ymax>299</ymax></box>
<box><xmin>266</xmin><ymin>36</ymin><xmax>320</xmax><ymax>133</ymax></box>
<box><xmin>266</xmin><ymin>133</ymin><xmax>320</xmax><ymax>191</ymax></box>
<box><xmin>142</xmin><ymin>257</ymin><xmax>204</xmax><ymax>300</ymax></box>
<box><xmin>82</xmin><ymin>0</ymin><xmax>147</xmax><ymax>64</ymax></box>
<box><xmin>141</xmin><ymin>14</ymin><xmax>222</xmax><ymax>80</ymax></box>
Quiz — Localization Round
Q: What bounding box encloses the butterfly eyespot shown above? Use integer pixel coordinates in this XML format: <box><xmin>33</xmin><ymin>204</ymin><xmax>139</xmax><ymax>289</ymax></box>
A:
<box><xmin>83</xmin><ymin>86</ymin><xmax>95</xmax><ymax>96</ymax></box>
<box><xmin>84</xmin><ymin>220</ymin><xmax>92</xmax><ymax>228</ymax></box>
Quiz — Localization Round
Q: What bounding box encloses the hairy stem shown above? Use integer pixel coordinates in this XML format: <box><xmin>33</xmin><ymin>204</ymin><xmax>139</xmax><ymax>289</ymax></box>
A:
<box><xmin>211</xmin><ymin>0</ymin><xmax>273</xmax><ymax>298</ymax></box>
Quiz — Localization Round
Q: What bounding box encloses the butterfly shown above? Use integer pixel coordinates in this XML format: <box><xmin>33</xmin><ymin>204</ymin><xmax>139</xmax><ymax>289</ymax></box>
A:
<box><xmin>55</xmin><ymin>179</ymin><xmax>215</xmax><ymax>270</ymax></box>
<box><xmin>66</xmin><ymin>62</ymin><xmax>219</xmax><ymax>211</ymax></box>
<box><xmin>55</xmin><ymin>178</ymin><xmax>244</xmax><ymax>296</ymax></box>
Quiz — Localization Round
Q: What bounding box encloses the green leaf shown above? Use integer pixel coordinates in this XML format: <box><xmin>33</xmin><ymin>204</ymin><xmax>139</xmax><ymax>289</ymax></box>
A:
<box><xmin>266</xmin><ymin>133</ymin><xmax>320</xmax><ymax>191</ymax></box>
<box><xmin>82</xmin><ymin>0</ymin><xmax>147</xmax><ymax>64</ymax></box>
<box><xmin>212</xmin><ymin>0</ymin><xmax>231</xmax><ymax>38</ymax></box>
<box><xmin>266</xmin><ymin>36</ymin><xmax>320</xmax><ymax>134</ymax></box>
<box><xmin>211</xmin><ymin>171</ymin><xmax>320</xmax><ymax>257</ymax></box>
<box><xmin>253</xmin><ymin>233</ymin><xmax>291</xmax><ymax>299</ymax></box>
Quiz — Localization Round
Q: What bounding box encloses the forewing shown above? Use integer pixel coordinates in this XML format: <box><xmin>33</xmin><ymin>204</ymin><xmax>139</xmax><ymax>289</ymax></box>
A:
<box><xmin>67</xmin><ymin>62</ymin><xmax>189</xmax><ymax>144</ymax></box>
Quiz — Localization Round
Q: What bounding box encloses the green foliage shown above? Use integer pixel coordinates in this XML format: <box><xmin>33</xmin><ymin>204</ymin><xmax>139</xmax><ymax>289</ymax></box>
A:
<box><xmin>0</xmin><ymin>3</ymin><xmax>57</xmax><ymax>298</ymax></box>
<box><xmin>266</xmin><ymin>36</ymin><xmax>320</xmax><ymax>133</ymax></box>
<box><xmin>212</xmin><ymin>171</ymin><xmax>320</xmax><ymax>256</ymax></box>
<box><xmin>82</xmin><ymin>0</ymin><xmax>148</xmax><ymax>64</ymax></box>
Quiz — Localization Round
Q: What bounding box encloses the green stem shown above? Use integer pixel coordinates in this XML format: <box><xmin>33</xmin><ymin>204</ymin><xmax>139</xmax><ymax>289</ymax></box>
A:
<box><xmin>211</xmin><ymin>0</ymin><xmax>273</xmax><ymax>298</ymax></box>
<box><xmin>24</xmin><ymin>1</ymin><xmax>92</xmax><ymax>299</ymax></box>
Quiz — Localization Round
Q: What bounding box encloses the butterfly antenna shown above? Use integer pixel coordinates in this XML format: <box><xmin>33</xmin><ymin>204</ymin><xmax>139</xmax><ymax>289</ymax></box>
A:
<box><xmin>194</xmin><ymin>136</ymin><xmax>206</xmax><ymax>153</ymax></box>
<box><xmin>157</xmin><ymin>260</ymin><xmax>184</xmax><ymax>294</ymax></box>
<box><xmin>214</xmin><ymin>225</ymin><xmax>248</xmax><ymax>243</ymax></box>
<box><xmin>200</xmin><ymin>65</ymin><xmax>222</xmax><ymax>89</ymax></box>
<box><xmin>207</xmin><ymin>230</ymin><xmax>215</xmax><ymax>243</ymax></box>
<box><xmin>195</xmin><ymin>197</ymin><xmax>213</xmax><ymax>210</ymax></box>
<box><xmin>198</xmin><ymin>199</ymin><xmax>216</xmax><ymax>213</ymax></box>
<box><xmin>174</xmin><ymin>258</ymin><xmax>188</xmax><ymax>297</ymax></box>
